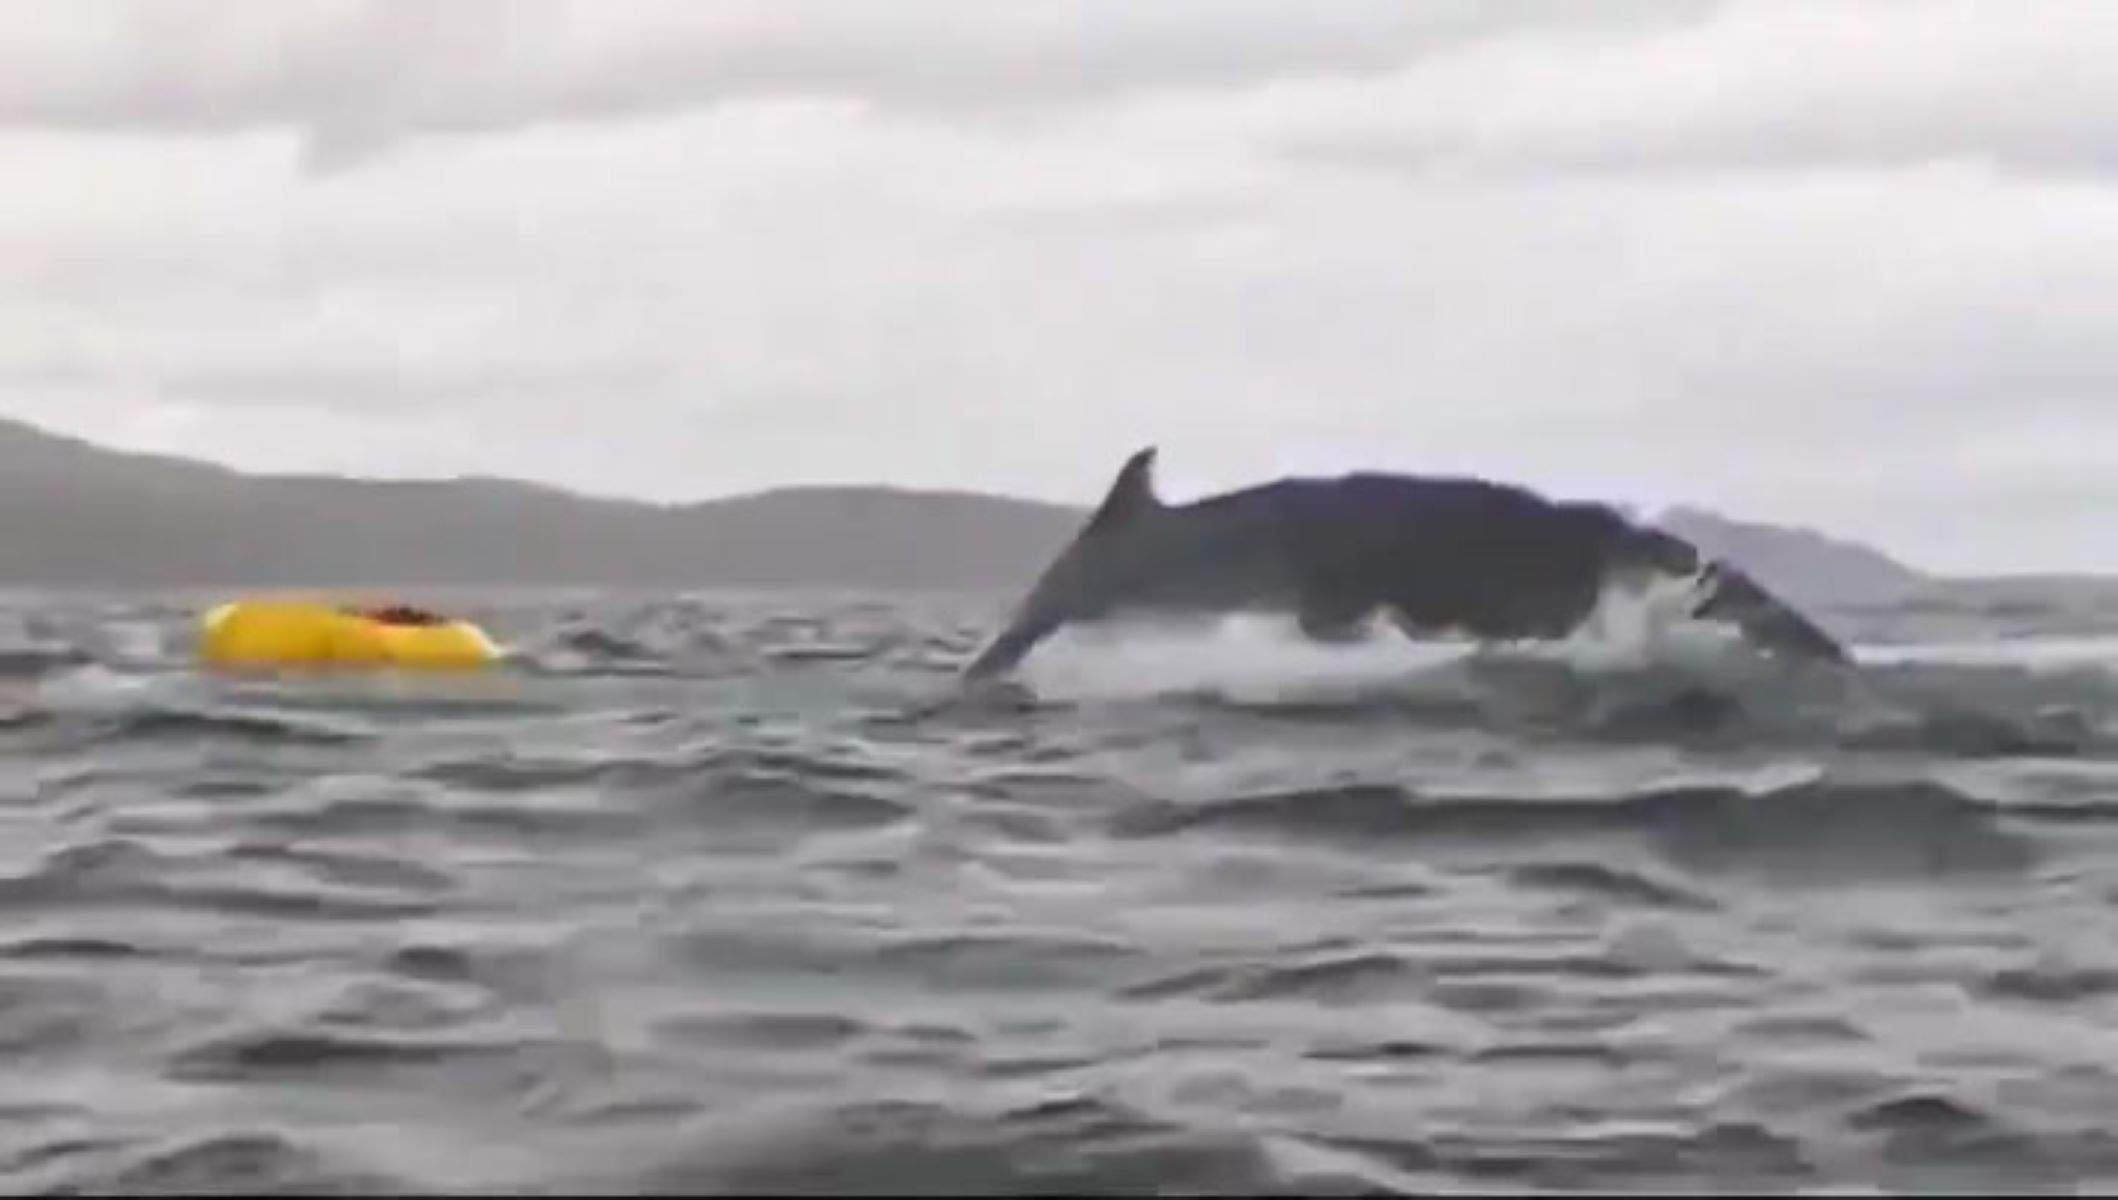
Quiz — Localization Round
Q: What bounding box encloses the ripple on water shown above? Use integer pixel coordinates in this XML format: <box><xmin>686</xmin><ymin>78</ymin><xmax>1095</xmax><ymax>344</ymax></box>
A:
<box><xmin>1114</xmin><ymin>776</ymin><xmax>2043</xmax><ymax>883</ymax></box>
<box><xmin>412</xmin><ymin>752</ymin><xmax>686</xmax><ymax>793</ymax></box>
<box><xmin>1121</xmin><ymin>950</ymin><xmax>1418</xmax><ymax>1006</ymax></box>
<box><xmin>163</xmin><ymin>1027</ymin><xmax>528</xmax><ymax>1084</ymax></box>
<box><xmin>103</xmin><ymin>706</ymin><xmax>373</xmax><ymax>746</ymax></box>
<box><xmin>656</xmin><ymin>1010</ymin><xmax>868</xmax><ymax>1053</ymax></box>
<box><xmin>871</xmin><ymin>931</ymin><xmax>1142</xmax><ymax>992</ymax></box>
<box><xmin>680</xmin><ymin>769</ymin><xmax>914</xmax><ymax>832</ymax></box>
<box><xmin>0</xmin><ymin>973</ymin><xmax>106</xmax><ymax>1055</ymax></box>
<box><xmin>225</xmin><ymin>843</ymin><xmax>458</xmax><ymax>894</ymax></box>
<box><xmin>1506</xmin><ymin>861</ymin><xmax>1721</xmax><ymax>911</ymax></box>
<box><xmin>614</xmin><ymin>1096</ymin><xmax>1301</xmax><ymax>1196</ymax></box>
<box><xmin>0</xmin><ymin>935</ymin><xmax>152</xmax><ymax>962</ymax></box>
<box><xmin>1425</xmin><ymin>1121</ymin><xmax>1816</xmax><ymax>1192</ymax></box>
<box><xmin>313</xmin><ymin>978</ymin><xmax>494</xmax><ymax>1032</ymax></box>
<box><xmin>66</xmin><ymin>1130</ymin><xmax>408</xmax><ymax>1196</ymax></box>
<box><xmin>1976</xmin><ymin>961</ymin><xmax>2118</xmax><ymax>1004</ymax></box>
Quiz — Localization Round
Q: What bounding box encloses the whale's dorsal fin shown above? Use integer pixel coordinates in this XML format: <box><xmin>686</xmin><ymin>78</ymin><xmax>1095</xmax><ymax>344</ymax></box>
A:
<box><xmin>1086</xmin><ymin>446</ymin><xmax>1162</xmax><ymax>534</ymax></box>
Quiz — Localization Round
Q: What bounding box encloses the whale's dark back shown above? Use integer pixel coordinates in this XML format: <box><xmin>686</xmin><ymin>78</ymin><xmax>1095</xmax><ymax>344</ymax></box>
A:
<box><xmin>1189</xmin><ymin>472</ymin><xmax>1637</xmax><ymax>638</ymax></box>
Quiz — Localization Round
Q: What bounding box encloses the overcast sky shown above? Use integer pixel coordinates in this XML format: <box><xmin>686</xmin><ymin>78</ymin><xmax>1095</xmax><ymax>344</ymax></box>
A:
<box><xmin>4</xmin><ymin>1</ymin><xmax>2116</xmax><ymax>573</ymax></box>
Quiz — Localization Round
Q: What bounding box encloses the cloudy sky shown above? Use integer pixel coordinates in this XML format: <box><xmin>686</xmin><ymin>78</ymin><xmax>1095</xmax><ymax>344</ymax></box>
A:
<box><xmin>3</xmin><ymin>1</ymin><xmax>2116</xmax><ymax>573</ymax></box>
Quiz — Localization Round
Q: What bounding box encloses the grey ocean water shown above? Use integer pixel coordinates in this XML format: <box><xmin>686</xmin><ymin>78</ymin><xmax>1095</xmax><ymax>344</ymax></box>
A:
<box><xmin>3</xmin><ymin>585</ymin><xmax>2118</xmax><ymax>1194</ymax></box>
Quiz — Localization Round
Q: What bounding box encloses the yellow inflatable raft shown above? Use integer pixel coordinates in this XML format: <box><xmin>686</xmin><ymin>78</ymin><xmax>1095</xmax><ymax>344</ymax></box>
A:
<box><xmin>199</xmin><ymin>600</ymin><xmax>501</xmax><ymax>671</ymax></box>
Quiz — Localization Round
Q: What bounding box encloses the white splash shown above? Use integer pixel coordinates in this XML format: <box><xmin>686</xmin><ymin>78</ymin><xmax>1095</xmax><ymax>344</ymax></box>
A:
<box><xmin>1011</xmin><ymin>569</ymin><xmax>1756</xmax><ymax>705</ymax></box>
<box><xmin>1015</xmin><ymin>611</ymin><xmax>1470</xmax><ymax>704</ymax></box>
<box><xmin>1546</xmin><ymin>567</ymin><xmax>1748</xmax><ymax>671</ymax></box>
<box><xmin>1855</xmin><ymin>634</ymin><xmax>2118</xmax><ymax>671</ymax></box>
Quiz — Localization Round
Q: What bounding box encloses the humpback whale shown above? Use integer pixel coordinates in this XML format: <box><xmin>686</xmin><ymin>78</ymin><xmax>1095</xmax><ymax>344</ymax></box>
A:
<box><xmin>961</xmin><ymin>447</ymin><xmax>1850</xmax><ymax>681</ymax></box>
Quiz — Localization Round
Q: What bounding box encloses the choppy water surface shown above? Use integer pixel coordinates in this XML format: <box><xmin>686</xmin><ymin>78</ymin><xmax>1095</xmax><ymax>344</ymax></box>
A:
<box><xmin>4</xmin><ymin>585</ymin><xmax>2118</xmax><ymax>1194</ymax></box>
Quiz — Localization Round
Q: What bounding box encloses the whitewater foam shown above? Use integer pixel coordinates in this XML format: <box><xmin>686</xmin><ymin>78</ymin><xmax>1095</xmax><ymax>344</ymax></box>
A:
<box><xmin>1853</xmin><ymin>634</ymin><xmax>2118</xmax><ymax>671</ymax></box>
<box><xmin>1011</xmin><ymin>573</ymin><xmax>1767</xmax><ymax>705</ymax></box>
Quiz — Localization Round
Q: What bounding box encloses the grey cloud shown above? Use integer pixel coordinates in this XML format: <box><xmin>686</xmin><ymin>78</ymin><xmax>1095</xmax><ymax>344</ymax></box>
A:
<box><xmin>0</xmin><ymin>0</ymin><xmax>1707</xmax><ymax>168</ymax></box>
<box><xmin>1255</xmin><ymin>1</ymin><xmax>2118</xmax><ymax>178</ymax></box>
<box><xmin>156</xmin><ymin>361</ymin><xmax>678</xmax><ymax>409</ymax></box>
<box><xmin>6</xmin><ymin>3</ymin><xmax>2118</xmax><ymax>574</ymax></box>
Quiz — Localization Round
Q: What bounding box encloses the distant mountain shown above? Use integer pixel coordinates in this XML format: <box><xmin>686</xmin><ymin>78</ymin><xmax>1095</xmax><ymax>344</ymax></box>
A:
<box><xmin>1656</xmin><ymin>505</ymin><xmax>1928</xmax><ymax>606</ymax></box>
<box><xmin>0</xmin><ymin>415</ymin><xmax>1929</xmax><ymax>600</ymax></box>
<box><xmin>0</xmin><ymin>417</ymin><xmax>1081</xmax><ymax>590</ymax></box>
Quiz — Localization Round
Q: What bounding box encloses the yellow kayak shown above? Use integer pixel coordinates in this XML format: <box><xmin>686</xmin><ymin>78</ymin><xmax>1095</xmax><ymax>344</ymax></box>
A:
<box><xmin>199</xmin><ymin>600</ymin><xmax>502</xmax><ymax>671</ymax></box>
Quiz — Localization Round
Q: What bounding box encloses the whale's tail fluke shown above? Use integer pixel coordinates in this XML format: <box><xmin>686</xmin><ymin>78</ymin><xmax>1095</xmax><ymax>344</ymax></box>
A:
<box><xmin>1610</xmin><ymin>524</ymin><xmax>1852</xmax><ymax>666</ymax></box>
<box><xmin>1687</xmin><ymin>559</ymin><xmax>1851</xmax><ymax>666</ymax></box>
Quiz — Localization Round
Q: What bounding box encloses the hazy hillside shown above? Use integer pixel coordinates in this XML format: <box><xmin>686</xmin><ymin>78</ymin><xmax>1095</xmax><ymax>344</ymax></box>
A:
<box><xmin>1657</xmin><ymin>505</ymin><xmax>1928</xmax><ymax>607</ymax></box>
<box><xmin>1</xmin><ymin>416</ymin><xmax>1935</xmax><ymax>599</ymax></box>
<box><xmin>0</xmin><ymin>417</ymin><xmax>1081</xmax><ymax>590</ymax></box>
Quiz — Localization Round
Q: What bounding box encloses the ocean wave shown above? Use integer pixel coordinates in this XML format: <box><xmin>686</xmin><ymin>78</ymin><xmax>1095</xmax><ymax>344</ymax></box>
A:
<box><xmin>52</xmin><ymin>1131</ymin><xmax>408</xmax><ymax>1196</ymax></box>
<box><xmin>1115</xmin><ymin>776</ymin><xmax>2042</xmax><ymax>881</ymax></box>
<box><xmin>164</xmin><ymin>1028</ymin><xmax>524</xmax><ymax>1082</ymax></box>
<box><xmin>0</xmin><ymin>838</ymin><xmax>445</xmax><ymax>927</ymax></box>
<box><xmin>0</xmin><ymin>646</ymin><xmax>90</xmax><ymax>679</ymax></box>
<box><xmin>1</xmin><ymin>590</ymin><xmax>2117</xmax><ymax>1193</ymax></box>
<box><xmin>99</xmin><ymin>707</ymin><xmax>371</xmax><ymax>745</ymax></box>
<box><xmin>1504</xmin><ymin>861</ymin><xmax>1720</xmax><ymax>911</ymax></box>
<box><xmin>609</xmin><ymin>1096</ymin><xmax>1300</xmax><ymax>1196</ymax></box>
